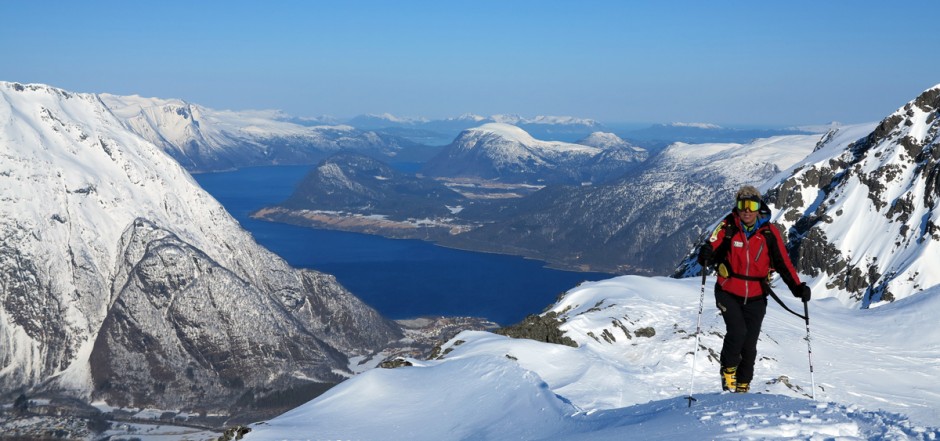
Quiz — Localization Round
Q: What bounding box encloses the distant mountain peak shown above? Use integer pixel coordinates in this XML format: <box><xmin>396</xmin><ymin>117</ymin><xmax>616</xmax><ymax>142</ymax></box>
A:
<box><xmin>490</xmin><ymin>114</ymin><xmax>599</xmax><ymax>126</ymax></box>
<box><xmin>665</xmin><ymin>122</ymin><xmax>723</xmax><ymax>129</ymax></box>
<box><xmin>577</xmin><ymin>131</ymin><xmax>645</xmax><ymax>152</ymax></box>
<box><xmin>363</xmin><ymin>112</ymin><xmax>429</xmax><ymax>124</ymax></box>
<box><xmin>467</xmin><ymin>122</ymin><xmax>539</xmax><ymax>144</ymax></box>
<box><xmin>449</xmin><ymin>113</ymin><xmax>488</xmax><ymax>122</ymax></box>
<box><xmin>423</xmin><ymin>123</ymin><xmax>650</xmax><ymax>185</ymax></box>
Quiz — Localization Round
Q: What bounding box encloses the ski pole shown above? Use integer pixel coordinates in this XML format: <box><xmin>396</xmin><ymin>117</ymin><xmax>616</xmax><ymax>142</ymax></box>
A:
<box><xmin>804</xmin><ymin>300</ymin><xmax>816</xmax><ymax>401</ymax></box>
<box><xmin>687</xmin><ymin>270</ymin><xmax>707</xmax><ymax>407</ymax></box>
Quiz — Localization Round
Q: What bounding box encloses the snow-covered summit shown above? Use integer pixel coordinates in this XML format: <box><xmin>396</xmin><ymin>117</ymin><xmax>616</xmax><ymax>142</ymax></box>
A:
<box><xmin>577</xmin><ymin>131</ymin><xmax>645</xmax><ymax>152</ymax></box>
<box><xmin>446</xmin><ymin>112</ymin><xmax>488</xmax><ymax>122</ymax></box>
<box><xmin>462</xmin><ymin>122</ymin><xmax>599</xmax><ymax>154</ymax></box>
<box><xmin>422</xmin><ymin>123</ymin><xmax>611</xmax><ymax>184</ymax></box>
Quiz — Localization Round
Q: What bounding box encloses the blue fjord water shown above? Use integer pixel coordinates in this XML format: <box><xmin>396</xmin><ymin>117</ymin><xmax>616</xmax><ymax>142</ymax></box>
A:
<box><xmin>193</xmin><ymin>165</ymin><xmax>612</xmax><ymax>325</ymax></box>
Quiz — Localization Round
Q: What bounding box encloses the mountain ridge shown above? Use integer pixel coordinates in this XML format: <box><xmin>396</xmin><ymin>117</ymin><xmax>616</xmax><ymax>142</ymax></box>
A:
<box><xmin>98</xmin><ymin>93</ymin><xmax>424</xmax><ymax>172</ymax></box>
<box><xmin>421</xmin><ymin>123</ymin><xmax>644</xmax><ymax>185</ymax></box>
<box><xmin>0</xmin><ymin>81</ymin><xmax>401</xmax><ymax>417</ymax></box>
<box><xmin>674</xmin><ymin>83</ymin><xmax>940</xmax><ymax>306</ymax></box>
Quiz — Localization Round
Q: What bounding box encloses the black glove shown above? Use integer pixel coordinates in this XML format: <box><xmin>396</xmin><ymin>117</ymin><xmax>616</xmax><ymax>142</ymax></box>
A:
<box><xmin>697</xmin><ymin>243</ymin><xmax>714</xmax><ymax>266</ymax></box>
<box><xmin>793</xmin><ymin>282</ymin><xmax>811</xmax><ymax>302</ymax></box>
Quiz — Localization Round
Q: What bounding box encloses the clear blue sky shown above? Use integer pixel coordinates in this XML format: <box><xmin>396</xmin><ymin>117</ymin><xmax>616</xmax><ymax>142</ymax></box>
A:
<box><xmin>2</xmin><ymin>0</ymin><xmax>938</xmax><ymax>126</ymax></box>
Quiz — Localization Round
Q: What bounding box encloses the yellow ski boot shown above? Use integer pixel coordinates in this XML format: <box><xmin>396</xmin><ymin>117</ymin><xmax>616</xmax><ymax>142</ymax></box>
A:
<box><xmin>720</xmin><ymin>366</ymin><xmax>737</xmax><ymax>392</ymax></box>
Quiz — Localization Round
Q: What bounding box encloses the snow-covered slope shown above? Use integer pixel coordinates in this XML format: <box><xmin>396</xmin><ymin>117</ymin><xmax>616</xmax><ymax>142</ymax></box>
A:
<box><xmin>0</xmin><ymin>82</ymin><xmax>400</xmax><ymax>413</ymax></box>
<box><xmin>768</xmin><ymin>84</ymin><xmax>940</xmax><ymax>307</ymax></box>
<box><xmin>245</xmin><ymin>85</ymin><xmax>940</xmax><ymax>440</ymax></box>
<box><xmin>244</xmin><ymin>276</ymin><xmax>940</xmax><ymax>440</ymax></box>
<box><xmin>452</xmin><ymin>122</ymin><xmax>601</xmax><ymax>160</ymax></box>
<box><xmin>577</xmin><ymin>131</ymin><xmax>638</xmax><ymax>151</ymax></box>
<box><xmin>99</xmin><ymin>94</ymin><xmax>411</xmax><ymax>172</ymax></box>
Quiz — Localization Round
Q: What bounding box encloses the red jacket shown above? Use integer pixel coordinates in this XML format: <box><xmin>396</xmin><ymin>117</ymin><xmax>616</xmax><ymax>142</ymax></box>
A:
<box><xmin>705</xmin><ymin>212</ymin><xmax>802</xmax><ymax>299</ymax></box>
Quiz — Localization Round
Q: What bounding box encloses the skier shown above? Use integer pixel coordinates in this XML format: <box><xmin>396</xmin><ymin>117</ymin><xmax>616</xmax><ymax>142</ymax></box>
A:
<box><xmin>697</xmin><ymin>185</ymin><xmax>811</xmax><ymax>393</ymax></box>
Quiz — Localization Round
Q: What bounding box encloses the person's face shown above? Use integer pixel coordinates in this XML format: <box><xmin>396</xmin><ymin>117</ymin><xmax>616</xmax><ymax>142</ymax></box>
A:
<box><xmin>737</xmin><ymin>199</ymin><xmax>759</xmax><ymax>226</ymax></box>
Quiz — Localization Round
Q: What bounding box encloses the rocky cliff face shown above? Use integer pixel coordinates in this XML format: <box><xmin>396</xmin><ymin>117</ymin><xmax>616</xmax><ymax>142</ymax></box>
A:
<box><xmin>676</xmin><ymin>84</ymin><xmax>940</xmax><ymax>306</ymax></box>
<box><xmin>772</xmin><ymin>85</ymin><xmax>940</xmax><ymax>305</ymax></box>
<box><xmin>0</xmin><ymin>82</ymin><xmax>401</xmax><ymax>415</ymax></box>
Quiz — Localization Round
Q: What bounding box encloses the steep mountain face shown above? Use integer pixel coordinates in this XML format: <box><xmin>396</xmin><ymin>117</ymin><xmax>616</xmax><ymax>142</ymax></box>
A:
<box><xmin>751</xmin><ymin>85</ymin><xmax>938</xmax><ymax>306</ymax></box>
<box><xmin>421</xmin><ymin>123</ymin><xmax>636</xmax><ymax>184</ymax></box>
<box><xmin>675</xmin><ymin>85</ymin><xmax>940</xmax><ymax>307</ymax></box>
<box><xmin>0</xmin><ymin>82</ymin><xmax>401</xmax><ymax>414</ymax></box>
<box><xmin>99</xmin><ymin>94</ymin><xmax>420</xmax><ymax>172</ymax></box>
<box><xmin>452</xmin><ymin>134</ymin><xmax>820</xmax><ymax>274</ymax></box>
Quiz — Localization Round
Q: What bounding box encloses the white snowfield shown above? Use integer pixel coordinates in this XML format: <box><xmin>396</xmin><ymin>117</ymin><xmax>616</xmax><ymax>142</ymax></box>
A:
<box><xmin>245</xmin><ymin>275</ymin><xmax>940</xmax><ymax>440</ymax></box>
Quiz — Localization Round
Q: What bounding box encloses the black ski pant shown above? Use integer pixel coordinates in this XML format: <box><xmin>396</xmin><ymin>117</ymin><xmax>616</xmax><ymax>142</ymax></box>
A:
<box><xmin>715</xmin><ymin>287</ymin><xmax>767</xmax><ymax>384</ymax></box>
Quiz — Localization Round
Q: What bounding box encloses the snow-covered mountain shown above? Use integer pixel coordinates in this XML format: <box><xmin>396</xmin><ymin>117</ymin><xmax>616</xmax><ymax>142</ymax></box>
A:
<box><xmin>450</xmin><ymin>133</ymin><xmax>820</xmax><ymax>274</ymax></box>
<box><xmin>577</xmin><ymin>132</ymin><xmax>649</xmax><ymax>182</ymax></box>
<box><xmin>576</xmin><ymin>131</ymin><xmax>640</xmax><ymax>151</ymax></box>
<box><xmin>421</xmin><ymin>123</ymin><xmax>638</xmax><ymax>184</ymax></box>
<box><xmin>622</xmin><ymin>121</ymin><xmax>816</xmax><ymax>145</ymax></box>
<box><xmin>344</xmin><ymin>113</ymin><xmax>604</xmax><ymax>145</ymax></box>
<box><xmin>345</xmin><ymin>112</ymin><xmax>431</xmax><ymax>128</ymax></box>
<box><xmin>243</xmin><ymin>276</ymin><xmax>940</xmax><ymax>440</ymax></box>
<box><xmin>259</xmin><ymin>127</ymin><xmax>816</xmax><ymax>274</ymax></box>
<box><xmin>348</xmin><ymin>112</ymin><xmax>599</xmax><ymax>129</ymax></box>
<box><xmin>0</xmin><ymin>82</ymin><xmax>401</xmax><ymax>414</ymax></box>
<box><xmin>490</xmin><ymin>114</ymin><xmax>600</xmax><ymax>128</ymax></box>
<box><xmin>675</xmin><ymin>84</ymin><xmax>940</xmax><ymax>309</ymax></box>
<box><xmin>766</xmin><ymin>85</ymin><xmax>938</xmax><ymax>307</ymax></box>
<box><xmin>99</xmin><ymin>94</ymin><xmax>419</xmax><ymax>172</ymax></box>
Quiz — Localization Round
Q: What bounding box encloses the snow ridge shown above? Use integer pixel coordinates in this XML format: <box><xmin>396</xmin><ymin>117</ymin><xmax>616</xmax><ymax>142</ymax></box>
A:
<box><xmin>244</xmin><ymin>276</ymin><xmax>940</xmax><ymax>440</ymax></box>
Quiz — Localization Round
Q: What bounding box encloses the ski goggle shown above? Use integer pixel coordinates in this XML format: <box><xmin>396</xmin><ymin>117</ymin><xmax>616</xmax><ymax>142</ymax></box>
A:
<box><xmin>736</xmin><ymin>199</ymin><xmax>760</xmax><ymax>212</ymax></box>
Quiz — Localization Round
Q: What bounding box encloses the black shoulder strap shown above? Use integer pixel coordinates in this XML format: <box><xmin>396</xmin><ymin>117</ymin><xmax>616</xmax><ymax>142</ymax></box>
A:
<box><xmin>760</xmin><ymin>227</ymin><xmax>799</xmax><ymax>291</ymax></box>
<box><xmin>758</xmin><ymin>227</ymin><xmax>807</xmax><ymax>320</ymax></box>
<box><xmin>713</xmin><ymin>215</ymin><xmax>738</xmax><ymax>263</ymax></box>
